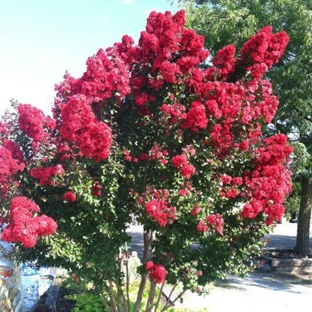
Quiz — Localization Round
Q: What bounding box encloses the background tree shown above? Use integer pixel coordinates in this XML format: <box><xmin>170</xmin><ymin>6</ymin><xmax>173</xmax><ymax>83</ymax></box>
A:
<box><xmin>178</xmin><ymin>0</ymin><xmax>312</xmax><ymax>256</ymax></box>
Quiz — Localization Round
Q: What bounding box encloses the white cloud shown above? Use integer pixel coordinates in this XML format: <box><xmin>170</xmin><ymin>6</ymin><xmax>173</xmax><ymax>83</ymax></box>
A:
<box><xmin>121</xmin><ymin>0</ymin><xmax>135</xmax><ymax>4</ymax></box>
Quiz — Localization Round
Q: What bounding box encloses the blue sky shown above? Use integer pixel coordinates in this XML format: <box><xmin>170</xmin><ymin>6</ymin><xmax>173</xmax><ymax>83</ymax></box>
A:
<box><xmin>0</xmin><ymin>0</ymin><xmax>179</xmax><ymax>115</ymax></box>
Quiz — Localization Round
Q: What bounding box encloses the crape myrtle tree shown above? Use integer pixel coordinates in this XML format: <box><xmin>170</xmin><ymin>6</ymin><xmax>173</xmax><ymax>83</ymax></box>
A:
<box><xmin>178</xmin><ymin>0</ymin><xmax>312</xmax><ymax>255</ymax></box>
<box><xmin>1</xmin><ymin>10</ymin><xmax>292</xmax><ymax>312</ymax></box>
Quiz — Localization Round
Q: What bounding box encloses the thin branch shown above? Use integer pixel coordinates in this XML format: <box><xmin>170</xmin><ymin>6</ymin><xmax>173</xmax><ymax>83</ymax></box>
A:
<box><xmin>100</xmin><ymin>293</ymin><xmax>110</xmax><ymax>311</ymax></box>
<box><xmin>125</xmin><ymin>243</ymin><xmax>131</xmax><ymax>312</ymax></box>
<box><xmin>134</xmin><ymin>230</ymin><xmax>150</xmax><ymax>312</ymax></box>
<box><xmin>171</xmin><ymin>290</ymin><xmax>187</xmax><ymax>305</ymax></box>
<box><xmin>163</xmin><ymin>281</ymin><xmax>180</xmax><ymax>306</ymax></box>
<box><xmin>142</xmin><ymin>157</ymin><xmax>150</xmax><ymax>193</ymax></box>
<box><xmin>108</xmin><ymin>280</ymin><xmax>118</xmax><ymax>312</ymax></box>
<box><xmin>116</xmin><ymin>249</ymin><xmax>122</xmax><ymax>311</ymax></box>
<box><xmin>154</xmin><ymin>281</ymin><xmax>165</xmax><ymax>312</ymax></box>
<box><xmin>113</xmin><ymin>280</ymin><xmax>127</xmax><ymax>312</ymax></box>
<box><xmin>146</xmin><ymin>280</ymin><xmax>156</xmax><ymax>312</ymax></box>
<box><xmin>134</xmin><ymin>274</ymin><xmax>147</xmax><ymax>312</ymax></box>
<box><xmin>160</xmin><ymin>289</ymin><xmax>187</xmax><ymax>312</ymax></box>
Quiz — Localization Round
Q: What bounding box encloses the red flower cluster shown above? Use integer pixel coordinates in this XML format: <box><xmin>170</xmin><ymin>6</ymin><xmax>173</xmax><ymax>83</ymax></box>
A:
<box><xmin>2</xmin><ymin>196</ymin><xmax>57</xmax><ymax>248</ymax></box>
<box><xmin>196</xmin><ymin>213</ymin><xmax>224</xmax><ymax>235</ymax></box>
<box><xmin>0</xmin><ymin>139</ymin><xmax>25</xmax><ymax>197</ymax></box>
<box><xmin>59</xmin><ymin>95</ymin><xmax>112</xmax><ymax>162</ymax></box>
<box><xmin>242</xmin><ymin>134</ymin><xmax>293</xmax><ymax>224</ymax></box>
<box><xmin>107</xmin><ymin>10</ymin><xmax>209</xmax><ymax>119</ymax></box>
<box><xmin>239</xmin><ymin>26</ymin><xmax>289</xmax><ymax>76</ymax></box>
<box><xmin>190</xmin><ymin>204</ymin><xmax>201</xmax><ymax>216</ymax></box>
<box><xmin>30</xmin><ymin>164</ymin><xmax>65</xmax><ymax>186</ymax></box>
<box><xmin>219</xmin><ymin>174</ymin><xmax>243</xmax><ymax>199</ymax></box>
<box><xmin>161</xmin><ymin>102</ymin><xmax>186</xmax><ymax>125</ymax></box>
<box><xmin>171</xmin><ymin>154</ymin><xmax>196</xmax><ymax>179</ymax></box>
<box><xmin>124</xmin><ymin>149</ymin><xmax>138</xmax><ymax>163</ymax></box>
<box><xmin>145</xmin><ymin>261</ymin><xmax>167</xmax><ymax>284</ymax></box>
<box><xmin>62</xmin><ymin>191</ymin><xmax>77</xmax><ymax>202</ymax></box>
<box><xmin>145</xmin><ymin>199</ymin><xmax>176</xmax><ymax>227</ymax></box>
<box><xmin>18</xmin><ymin>104</ymin><xmax>55</xmax><ymax>142</ymax></box>
<box><xmin>180</xmin><ymin>101</ymin><xmax>208</xmax><ymax>132</ymax></box>
<box><xmin>91</xmin><ymin>181</ymin><xmax>102</xmax><ymax>197</ymax></box>
<box><xmin>53</xmin><ymin>32</ymin><xmax>133</xmax><ymax>162</ymax></box>
<box><xmin>211</xmin><ymin>45</ymin><xmax>236</xmax><ymax>79</ymax></box>
<box><xmin>149</xmin><ymin>145</ymin><xmax>169</xmax><ymax>165</ymax></box>
<box><xmin>160</xmin><ymin>60</ymin><xmax>182</xmax><ymax>84</ymax></box>
<box><xmin>138</xmin><ymin>11</ymin><xmax>208</xmax><ymax>74</ymax></box>
<box><xmin>256</xmin><ymin>134</ymin><xmax>293</xmax><ymax>166</ymax></box>
<box><xmin>54</xmin><ymin>45</ymin><xmax>130</xmax><ymax>107</ymax></box>
<box><xmin>80</xmin><ymin>48</ymin><xmax>130</xmax><ymax>102</ymax></box>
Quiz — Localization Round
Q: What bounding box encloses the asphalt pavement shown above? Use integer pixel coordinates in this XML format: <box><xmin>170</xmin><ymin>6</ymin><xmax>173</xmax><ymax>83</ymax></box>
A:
<box><xmin>264</xmin><ymin>221</ymin><xmax>312</xmax><ymax>249</ymax></box>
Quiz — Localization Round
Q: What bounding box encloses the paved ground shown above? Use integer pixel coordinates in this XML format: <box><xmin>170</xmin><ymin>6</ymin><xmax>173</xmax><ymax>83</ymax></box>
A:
<box><xmin>128</xmin><ymin>222</ymin><xmax>312</xmax><ymax>312</ymax></box>
<box><xmin>263</xmin><ymin>221</ymin><xmax>311</xmax><ymax>249</ymax></box>
<box><xmin>172</xmin><ymin>273</ymin><xmax>312</xmax><ymax>312</ymax></box>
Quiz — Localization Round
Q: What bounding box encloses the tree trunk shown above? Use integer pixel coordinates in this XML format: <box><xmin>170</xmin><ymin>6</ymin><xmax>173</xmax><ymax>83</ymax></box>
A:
<box><xmin>295</xmin><ymin>176</ymin><xmax>312</xmax><ymax>256</ymax></box>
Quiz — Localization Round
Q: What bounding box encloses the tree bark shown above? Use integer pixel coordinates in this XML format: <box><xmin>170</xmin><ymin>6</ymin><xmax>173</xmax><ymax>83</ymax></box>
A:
<box><xmin>295</xmin><ymin>176</ymin><xmax>312</xmax><ymax>256</ymax></box>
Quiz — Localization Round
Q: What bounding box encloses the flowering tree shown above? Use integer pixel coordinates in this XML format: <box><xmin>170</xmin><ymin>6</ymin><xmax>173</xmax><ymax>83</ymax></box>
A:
<box><xmin>0</xmin><ymin>10</ymin><xmax>292</xmax><ymax>312</ymax></box>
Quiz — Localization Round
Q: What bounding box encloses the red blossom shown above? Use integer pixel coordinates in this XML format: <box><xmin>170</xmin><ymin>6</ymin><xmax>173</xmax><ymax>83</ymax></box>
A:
<box><xmin>221</xmin><ymin>174</ymin><xmax>232</xmax><ymax>185</ymax></box>
<box><xmin>171</xmin><ymin>154</ymin><xmax>196</xmax><ymax>179</ymax></box>
<box><xmin>161</xmin><ymin>102</ymin><xmax>186</xmax><ymax>125</ymax></box>
<box><xmin>145</xmin><ymin>199</ymin><xmax>176</xmax><ymax>227</ymax></box>
<box><xmin>59</xmin><ymin>95</ymin><xmax>112</xmax><ymax>162</ymax></box>
<box><xmin>212</xmin><ymin>45</ymin><xmax>236</xmax><ymax>79</ymax></box>
<box><xmin>160</xmin><ymin>61</ymin><xmax>182</xmax><ymax>84</ymax></box>
<box><xmin>139</xmin><ymin>153</ymin><xmax>149</xmax><ymax>161</ymax></box>
<box><xmin>62</xmin><ymin>191</ymin><xmax>77</xmax><ymax>202</ymax></box>
<box><xmin>196</xmin><ymin>213</ymin><xmax>224</xmax><ymax>235</ymax></box>
<box><xmin>190</xmin><ymin>204</ymin><xmax>201</xmax><ymax>216</ymax></box>
<box><xmin>2</xmin><ymin>196</ymin><xmax>57</xmax><ymax>248</ymax></box>
<box><xmin>238</xmin><ymin>26</ymin><xmax>289</xmax><ymax>78</ymax></box>
<box><xmin>91</xmin><ymin>182</ymin><xmax>102</xmax><ymax>197</ymax></box>
<box><xmin>36</xmin><ymin>215</ymin><xmax>58</xmax><ymax>236</ymax></box>
<box><xmin>196</xmin><ymin>221</ymin><xmax>208</xmax><ymax>232</ymax></box>
<box><xmin>206</xmin><ymin>213</ymin><xmax>224</xmax><ymax>235</ymax></box>
<box><xmin>145</xmin><ymin>261</ymin><xmax>154</xmax><ymax>271</ymax></box>
<box><xmin>145</xmin><ymin>261</ymin><xmax>167</xmax><ymax>284</ymax></box>
<box><xmin>0</xmin><ymin>140</ymin><xmax>25</xmax><ymax>198</ymax></box>
<box><xmin>180</xmin><ymin>101</ymin><xmax>208</xmax><ymax>132</ymax></box>
<box><xmin>30</xmin><ymin>165</ymin><xmax>65</xmax><ymax>186</ymax></box>
<box><xmin>124</xmin><ymin>149</ymin><xmax>132</xmax><ymax>161</ymax></box>
<box><xmin>179</xmin><ymin>189</ymin><xmax>189</xmax><ymax>196</ymax></box>
<box><xmin>256</xmin><ymin>134</ymin><xmax>293</xmax><ymax>166</ymax></box>
<box><xmin>18</xmin><ymin>104</ymin><xmax>54</xmax><ymax>142</ymax></box>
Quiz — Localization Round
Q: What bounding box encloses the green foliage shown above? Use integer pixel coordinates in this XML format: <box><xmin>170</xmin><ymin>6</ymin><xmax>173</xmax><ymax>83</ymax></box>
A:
<box><xmin>67</xmin><ymin>293</ymin><xmax>106</xmax><ymax>312</ymax></box>
<box><xmin>64</xmin><ymin>278</ymin><xmax>164</xmax><ymax>312</ymax></box>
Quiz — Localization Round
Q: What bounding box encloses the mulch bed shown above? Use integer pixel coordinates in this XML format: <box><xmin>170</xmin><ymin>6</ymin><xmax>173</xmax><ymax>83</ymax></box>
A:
<box><xmin>33</xmin><ymin>287</ymin><xmax>77</xmax><ymax>312</ymax></box>
<box><xmin>55</xmin><ymin>287</ymin><xmax>77</xmax><ymax>312</ymax></box>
